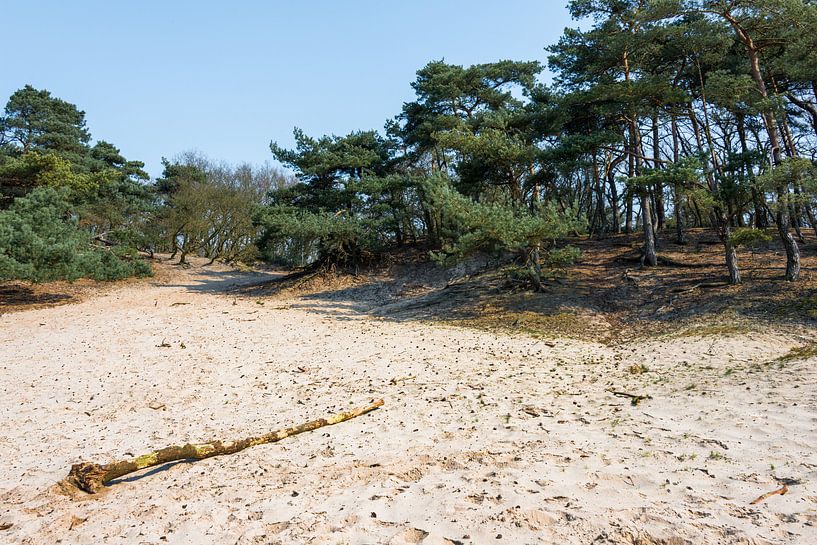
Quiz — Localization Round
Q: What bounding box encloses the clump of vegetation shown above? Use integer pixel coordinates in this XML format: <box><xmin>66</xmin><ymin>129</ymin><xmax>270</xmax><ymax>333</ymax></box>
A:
<box><xmin>0</xmin><ymin>86</ymin><xmax>154</xmax><ymax>282</ymax></box>
<box><xmin>730</xmin><ymin>228</ymin><xmax>772</xmax><ymax>249</ymax></box>
<box><xmin>257</xmin><ymin>130</ymin><xmax>411</xmax><ymax>270</ymax></box>
<box><xmin>0</xmin><ymin>188</ymin><xmax>151</xmax><ymax>281</ymax></box>
<box><xmin>628</xmin><ymin>363</ymin><xmax>649</xmax><ymax>375</ymax></box>
<box><xmin>256</xmin><ymin>207</ymin><xmax>381</xmax><ymax>270</ymax></box>
<box><xmin>707</xmin><ymin>451</ymin><xmax>728</xmax><ymax>462</ymax></box>
<box><xmin>775</xmin><ymin>342</ymin><xmax>817</xmax><ymax>363</ymax></box>
<box><xmin>425</xmin><ymin>179</ymin><xmax>581</xmax><ymax>262</ymax></box>
<box><xmin>426</xmin><ymin>178</ymin><xmax>583</xmax><ymax>290</ymax></box>
<box><xmin>542</xmin><ymin>246</ymin><xmax>582</xmax><ymax>268</ymax></box>
<box><xmin>792</xmin><ymin>295</ymin><xmax>817</xmax><ymax>320</ymax></box>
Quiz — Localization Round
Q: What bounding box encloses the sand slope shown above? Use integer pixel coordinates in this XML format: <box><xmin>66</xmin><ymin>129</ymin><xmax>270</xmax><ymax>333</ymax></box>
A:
<box><xmin>0</xmin><ymin>262</ymin><xmax>815</xmax><ymax>544</ymax></box>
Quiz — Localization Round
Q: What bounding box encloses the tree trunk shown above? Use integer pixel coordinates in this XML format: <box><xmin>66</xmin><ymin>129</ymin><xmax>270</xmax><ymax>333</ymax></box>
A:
<box><xmin>629</xmin><ymin>118</ymin><xmax>656</xmax><ymax>264</ymax></box>
<box><xmin>606</xmin><ymin>156</ymin><xmax>622</xmax><ymax>233</ymax></box>
<box><xmin>723</xmin><ymin>224</ymin><xmax>741</xmax><ymax>285</ymax></box>
<box><xmin>737</xmin><ymin>112</ymin><xmax>767</xmax><ymax>228</ymax></box>
<box><xmin>592</xmin><ymin>152</ymin><xmax>606</xmax><ymax>236</ymax></box>
<box><xmin>652</xmin><ymin>112</ymin><xmax>665</xmax><ymax>230</ymax></box>
<box><xmin>641</xmin><ymin>194</ymin><xmax>658</xmax><ymax>267</ymax></box>
<box><xmin>777</xmin><ymin>200</ymin><xmax>801</xmax><ymax>281</ymax></box>
<box><xmin>671</xmin><ymin>111</ymin><xmax>686</xmax><ymax>244</ymax></box>
<box><xmin>624</xmin><ymin>194</ymin><xmax>633</xmax><ymax>233</ymax></box>
<box><xmin>805</xmin><ymin>203</ymin><xmax>817</xmax><ymax>238</ymax></box>
<box><xmin>724</xmin><ymin>11</ymin><xmax>799</xmax><ymax>280</ymax></box>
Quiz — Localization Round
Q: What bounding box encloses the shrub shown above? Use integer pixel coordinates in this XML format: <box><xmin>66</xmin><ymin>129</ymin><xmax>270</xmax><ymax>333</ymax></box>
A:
<box><xmin>0</xmin><ymin>187</ymin><xmax>151</xmax><ymax>282</ymax></box>
<box><xmin>422</xmin><ymin>177</ymin><xmax>583</xmax><ymax>263</ymax></box>
<box><xmin>730</xmin><ymin>227</ymin><xmax>772</xmax><ymax>249</ymax></box>
<box><xmin>542</xmin><ymin>245</ymin><xmax>582</xmax><ymax>268</ymax></box>
<box><xmin>255</xmin><ymin>205</ymin><xmax>383</xmax><ymax>268</ymax></box>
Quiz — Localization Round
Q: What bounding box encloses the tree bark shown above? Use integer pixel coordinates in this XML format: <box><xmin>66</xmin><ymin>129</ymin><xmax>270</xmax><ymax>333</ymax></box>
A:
<box><xmin>724</xmin><ymin>226</ymin><xmax>741</xmax><ymax>285</ymax></box>
<box><xmin>606</xmin><ymin>154</ymin><xmax>623</xmax><ymax>233</ymax></box>
<box><xmin>641</xmin><ymin>193</ymin><xmax>658</xmax><ymax>267</ymax></box>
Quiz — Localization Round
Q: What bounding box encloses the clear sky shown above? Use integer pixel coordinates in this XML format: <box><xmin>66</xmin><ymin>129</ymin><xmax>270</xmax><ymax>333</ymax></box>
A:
<box><xmin>3</xmin><ymin>1</ymin><xmax>575</xmax><ymax>177</ymax></box>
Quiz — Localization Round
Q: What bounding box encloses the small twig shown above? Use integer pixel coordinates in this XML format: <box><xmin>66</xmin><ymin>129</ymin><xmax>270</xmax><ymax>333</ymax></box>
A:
<box><xmin>750</xmin><ymin>484</ymin><xmax>789</xmax><ymax>505</ymax></box>
<box><xmin>607</xmin><ymin>389</ymin><xmax>653</xmax><ymax>406</ymax></box>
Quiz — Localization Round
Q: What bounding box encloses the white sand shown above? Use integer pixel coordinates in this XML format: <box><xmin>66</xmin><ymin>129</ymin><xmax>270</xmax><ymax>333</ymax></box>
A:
<box><xmin>1</xmin><ymin>261</ymin><xmax>815</xmax><ymax>544</ymax></box>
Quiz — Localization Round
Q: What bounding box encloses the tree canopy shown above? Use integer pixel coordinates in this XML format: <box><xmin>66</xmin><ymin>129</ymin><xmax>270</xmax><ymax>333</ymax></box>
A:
<box><xmin>3</xmin><ymin>1</ymin><xmax>817</xmax><ymax>286</ymax></box>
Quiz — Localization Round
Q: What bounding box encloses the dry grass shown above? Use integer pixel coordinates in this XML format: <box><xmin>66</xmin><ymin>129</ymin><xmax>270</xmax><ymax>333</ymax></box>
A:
<box><xmin>775</xmin><ymin>342</ymin><xmax>817</xmax><ymax>363</ymax></box>
<box><xmin>376</xmin><ymin>229</ymin><xmax>817</xmax><ymax>343</ymax></box>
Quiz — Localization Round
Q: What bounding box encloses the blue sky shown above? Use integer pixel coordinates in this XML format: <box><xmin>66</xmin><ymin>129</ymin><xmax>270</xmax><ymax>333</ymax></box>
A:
<box><xmin>3</xmin><ymin>1</ymin><xmax>575</xmax><ymax>177</ymax></box>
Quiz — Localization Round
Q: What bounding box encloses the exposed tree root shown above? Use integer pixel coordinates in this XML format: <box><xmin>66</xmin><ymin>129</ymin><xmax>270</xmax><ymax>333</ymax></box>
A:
<box><xmin>615</xmin><ymin>250</ymin><xmax>706</xmax><ymax>269</ymax></box>
<box><xmin>669</xmin><ymin>281</ymin><xmax>730</xmax><ymax>294</ymax></box>
<box><xmin>64</xmin><ymin>399</ymin><xmax>384</xmax><ymax>494</ymax></box>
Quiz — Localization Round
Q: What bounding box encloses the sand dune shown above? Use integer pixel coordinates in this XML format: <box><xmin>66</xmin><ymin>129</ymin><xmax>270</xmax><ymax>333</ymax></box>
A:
<box><xmin>1</xmin><ymin>261</ymin><xmax>815</xmax><ymax>544</ymax></box>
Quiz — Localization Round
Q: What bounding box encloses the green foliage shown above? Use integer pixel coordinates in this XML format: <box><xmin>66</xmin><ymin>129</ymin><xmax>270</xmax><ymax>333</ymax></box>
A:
<box><xmin>0</xmin><ymin>188</ymin><xmax>151</xmax><ymax>282</ymax></box>
<box><xmin>261</xmin><ymin>129</ymin><xmax>419</xmax><ymax>267</ymax></box>
<box><xmin>0</xmin><ymin>85</ymin><xmax>90</xmax><ymax>164</ymax></box>
<box><xmin>542</xmin><ymin>245</ymin><xmax>582</xmax><ymax>268</ymax></box>
<box><xmin>270</xmin><ymin>129</ymin><xmax>395</xmax><ymax>212</ymax></box>
<box><xmin>0</xmin><ymin>86</ymin><xmax>156</xmax><ymax>258</ymax></box>
<box><xmin>756</xmin><ymin>159</ymin><xmax>817</xmax><ymax>194</ymax></box>
<box><xmin>756</xmin><ymin>158</ymin><xmax>817</xmax><ymax>213</ymax></box>
<box><xmin>423</xmin><ymin>176</ymin><xmax>583</xmax><ymax>264</ymax></box>
<box><xmin>756</xmin><ymin>158</ymin><xmax>816</xmax><ymax>191</ymax></box>
<box><xmin>394</xmin><ymin>60</ymin><xmax>544</xmax><ymax>200</ymax></box>
<box><xmin>730</xmin><ymin>227</ymin><xmax>772</xmax><ymax>248</ymax></box>
<box><xmin>255</xmin><ymin>206</ymin><xmax>381</xmax><ymax>268</ymax></box>
<box><xmin>150</xmin><ymin>154</ymin><xmax>274</xmax><ymax>264</ymax></box>
<box><xmin>0</xmin><ymin>151</ymin><xmax>101</xmax><ymax>196</ymax></box>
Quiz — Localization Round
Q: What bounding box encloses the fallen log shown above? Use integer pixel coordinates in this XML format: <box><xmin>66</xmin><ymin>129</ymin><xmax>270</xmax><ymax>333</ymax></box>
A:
<box><xmin>65</xmin><ymin>399</ymin><xmax>384</xmax><ymax>494</ymax></box>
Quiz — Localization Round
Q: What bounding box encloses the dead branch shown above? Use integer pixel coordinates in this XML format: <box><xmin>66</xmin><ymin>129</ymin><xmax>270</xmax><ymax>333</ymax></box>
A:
<box><xmin>64</xmin><ymin>399</ymin><xmax>384</xmax><ymax>494</ymax></box>
<box><xmin>670</xmin><ymin>281</ymin><xmax>730</xmax><ymax>294</ymax></box>
<box><xmin>615</xmin><ymin>251</ymin><xmax>706</xmax><ymax>269</ymax></box>
<box><xmin>750</xmin><ymin>484</ymin><xmax>789</xmax><ymax>505</ymax></box>
<box><xmin>92</xmin><ymin>233</ymin><xmax>116</xmax><ymax>247</ymax></box>
<box><xmin>607</xmin><ymin>389</ymin><xmax>653</xmax><ymax>406</ymax></box>
<box><xmin>656</xmin><ymin>255</ymin><xmax>701</xmax><ymax>268</ymax></box>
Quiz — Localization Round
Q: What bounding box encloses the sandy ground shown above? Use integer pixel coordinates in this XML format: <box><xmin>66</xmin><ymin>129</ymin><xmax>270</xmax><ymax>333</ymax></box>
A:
<box><xmin>1</xmin><ymin>261</ymin><xmax>816</xmax><ymax>545</ymax></box>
